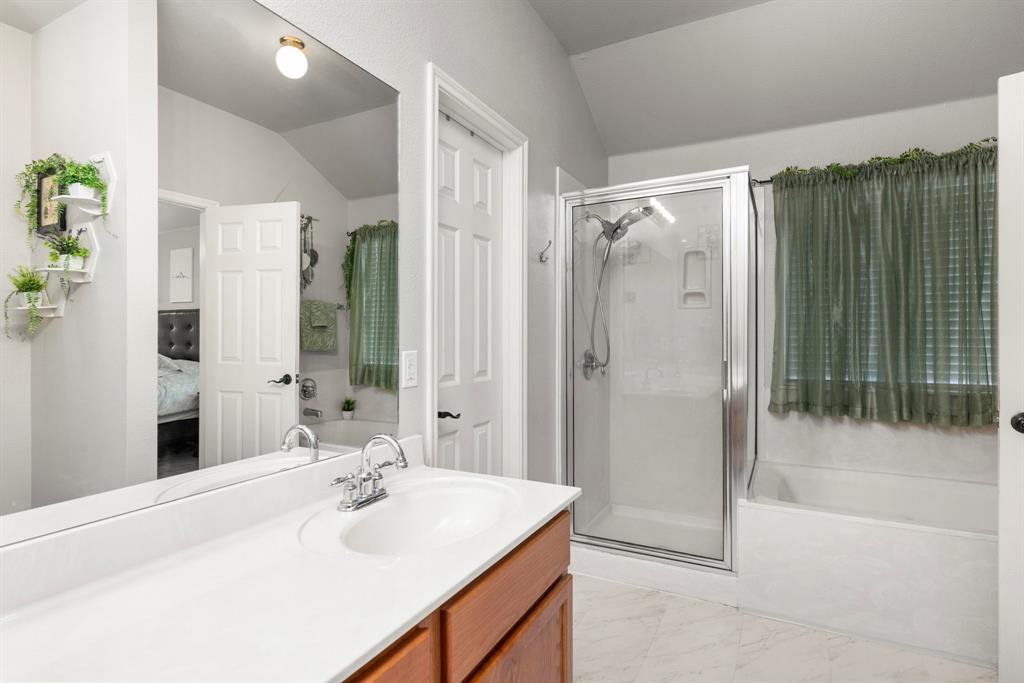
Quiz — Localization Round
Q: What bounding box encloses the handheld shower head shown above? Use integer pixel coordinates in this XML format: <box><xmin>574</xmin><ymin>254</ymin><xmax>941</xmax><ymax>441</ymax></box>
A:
<box><xmin>585</xmin><ymin>205</ymin><xmax>655</xmax><ymax>243</ymax></box>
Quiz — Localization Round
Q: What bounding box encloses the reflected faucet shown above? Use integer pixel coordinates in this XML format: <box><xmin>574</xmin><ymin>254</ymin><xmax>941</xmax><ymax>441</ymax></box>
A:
<box><xmin>331</xmin><ymin>434</ymin><xmax>407</xmax><ymax>511</ymax></box>
<box><xmin>280</xmin><ymin>424</ymin><xmax>319</xmax><ymax>462</ymax></box>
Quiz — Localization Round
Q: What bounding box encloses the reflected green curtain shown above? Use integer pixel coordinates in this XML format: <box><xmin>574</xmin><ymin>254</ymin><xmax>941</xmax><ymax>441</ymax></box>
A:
<box><xmin>344</xmin><ymin>220</ymin><xmax>398</xmax><ymax>391</ymax></box>
<box><xmin>769</xmin><ymin>142</ymin><xmax>997</xmax><ymax>426</ymax></box>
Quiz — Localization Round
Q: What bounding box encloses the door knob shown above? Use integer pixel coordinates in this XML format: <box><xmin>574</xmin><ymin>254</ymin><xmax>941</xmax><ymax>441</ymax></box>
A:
<box><xmin>438</xmin><ymin>411</ymin><xmax>461</xmax><ymax>419</ymax></box>
<box><xmin>268</xmin><ymin>373</ymin><xmax>293</xmax><ymax>385</ymax></box>
<box><xmin>1011</xmin><ymin>412</ymin><xmax>1024</xmax><ymax>435</ymax></box>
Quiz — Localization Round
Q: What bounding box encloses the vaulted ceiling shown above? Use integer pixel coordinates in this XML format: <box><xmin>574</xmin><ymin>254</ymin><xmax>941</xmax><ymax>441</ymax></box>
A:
<box><xmin>533</xmin><ymin>0</ymin><xmax>1024</xmax><ymax>155</ymax></box>
<box><xmin>528</xmin><ymin>0</ymin><xmax>769</xmax><ymax>55</ymax></box>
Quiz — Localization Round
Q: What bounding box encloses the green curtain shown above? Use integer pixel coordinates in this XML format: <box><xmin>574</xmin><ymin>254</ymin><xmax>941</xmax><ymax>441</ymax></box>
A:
<box><xmin>769</xmin><ymin>142</ymin><xmax>997</xmax><ymax>427</ymax></box>
<box><xmin>344</xmin><ymin>220</ymin><xmax>398</xmax><ymax>391</ymax></box>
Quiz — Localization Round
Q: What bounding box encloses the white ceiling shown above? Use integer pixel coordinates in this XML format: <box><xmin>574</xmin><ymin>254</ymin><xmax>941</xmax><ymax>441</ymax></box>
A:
<box><xmin>567</xmin><ymin>0</ymin><xmax>1024</xmax><ymax>155</ymax></box>
<box><xmin>0</xmin><ymin>0</ymin><xmax>82</xmax><ymax>33</ymax></box>
<box><xmin>529</xmin><ymin>0</ymin><xmax>769</xmax><ymax>55</ymax></box>
<box><xmin>158</xmin><ymin>201</ymin><xmax>201</xmax><ymax>232</ymax></box>
<box><xmin>158</xmin><ymin>0</ymin><xmax>398</xmax><ymax>199</ymax></box>
<box><xmin>283</xmin><ymin>104</ymin><xmax>399</xmax><ymax>200</ymax></box>
<box><xmin>158</xmin><ymin>0</ymin><xmax>397</xmax><ymax>133</ymax></box>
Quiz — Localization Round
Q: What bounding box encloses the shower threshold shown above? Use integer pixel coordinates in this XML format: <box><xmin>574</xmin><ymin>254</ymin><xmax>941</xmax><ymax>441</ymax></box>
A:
<box><xmin>575</xmin><ymin>503</ymin><xmax>723</xmax><ymax>561</ymax></box>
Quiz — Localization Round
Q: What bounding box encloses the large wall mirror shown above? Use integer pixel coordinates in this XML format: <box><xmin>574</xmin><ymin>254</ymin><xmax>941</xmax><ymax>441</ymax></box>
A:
<box><xmin>0</xmin><ymin>0</ymin><xmax>399</xmax><ymax>545</ymax></box>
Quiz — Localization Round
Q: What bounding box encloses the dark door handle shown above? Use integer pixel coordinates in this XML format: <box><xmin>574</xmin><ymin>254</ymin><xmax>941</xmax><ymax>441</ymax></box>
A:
<box><xmin>268</xmin><ymin>373</ymin><xmax>293</xmax><ymax>385</ymax></box>
<box><xmin>1011</xmin><ymin>412</ymin><xmax>1024</xmax><ymax>434</ymax></box>
<box><xmin>438</xmin><ymin>411</ymin><xmax>461</xmax><ymax>420</ymax></box>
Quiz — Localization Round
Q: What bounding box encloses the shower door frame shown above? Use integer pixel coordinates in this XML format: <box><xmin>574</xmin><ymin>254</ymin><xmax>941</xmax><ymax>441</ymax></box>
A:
<box><xmin>559</xmin><ymin>167</ymin><xmax>752</xmax><ymax>572</ymax></box>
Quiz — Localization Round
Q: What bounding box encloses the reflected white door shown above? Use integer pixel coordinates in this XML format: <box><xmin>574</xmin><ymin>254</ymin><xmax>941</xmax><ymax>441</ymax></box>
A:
<box><xmin>436</xmin><ymin>114</ymin><xmax>503</xmax><ymax>474</ymax></box>
<box><xmin>201</xmin><ymin>202</ymin><xmax>299</xmax><ymax>466</ymax></box>
<box><xmin>998</xmin><ymin>71</ymin><xmax>1024</xmax><ymax>682</ymax></box>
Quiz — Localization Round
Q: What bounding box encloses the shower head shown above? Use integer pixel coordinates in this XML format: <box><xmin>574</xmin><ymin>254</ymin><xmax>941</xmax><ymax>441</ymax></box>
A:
<box><xmin>586</xmin><ymin>206</ymin><xmax>655</xmax><ymax>243</ymax></box>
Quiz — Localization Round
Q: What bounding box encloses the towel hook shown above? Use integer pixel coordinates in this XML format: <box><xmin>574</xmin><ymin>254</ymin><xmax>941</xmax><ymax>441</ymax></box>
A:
<box><xmin>538</xmin><ymin>240</ymin><xmax>553</xmax><ymax>263</ymax></box>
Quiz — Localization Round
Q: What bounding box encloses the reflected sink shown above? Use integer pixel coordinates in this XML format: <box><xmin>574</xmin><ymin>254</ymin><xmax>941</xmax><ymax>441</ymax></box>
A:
<box><xmin>155</xmin><ymin>454</ymin><xmax>315</xmax><ymax>503</ymax></box>
<box><xmin>299</xmin><ymin>477</ymin><xmax>518</xmax><ymax>557</ymax></box>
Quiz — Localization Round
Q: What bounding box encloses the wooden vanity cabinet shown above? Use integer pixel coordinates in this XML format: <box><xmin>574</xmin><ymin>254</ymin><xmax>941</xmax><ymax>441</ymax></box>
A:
<box><xmin>349</xmin><ymin>511</ymin><xmax>571</xmax><ymax>683</ymax></box>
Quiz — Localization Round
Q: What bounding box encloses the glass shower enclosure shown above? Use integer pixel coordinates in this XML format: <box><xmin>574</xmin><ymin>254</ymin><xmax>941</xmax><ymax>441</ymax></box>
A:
<box><xmin>561</xmin><ymin>168</ymin><xmax>751</xmax><ymax>570</ymax></box>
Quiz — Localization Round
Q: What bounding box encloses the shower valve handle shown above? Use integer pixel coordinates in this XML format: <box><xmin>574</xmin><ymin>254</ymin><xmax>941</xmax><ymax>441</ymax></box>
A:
<box><xmin>1011</xmin><ymin>412</ymin><xmax>1024</xmax><ymax>435</ymax></box>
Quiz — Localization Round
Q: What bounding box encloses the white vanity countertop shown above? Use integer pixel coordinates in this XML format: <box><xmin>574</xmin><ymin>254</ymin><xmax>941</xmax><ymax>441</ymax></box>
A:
<box><xmin>0</xmin><ymin>465</ymin><xmax>579</xmax><ymax>682</ymax></box>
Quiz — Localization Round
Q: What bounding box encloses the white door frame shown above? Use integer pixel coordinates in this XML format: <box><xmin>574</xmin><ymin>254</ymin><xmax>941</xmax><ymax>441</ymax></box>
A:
<box><xmin>552</xmin><ymin>167</ymin><xmax>585</xmax><ymax>486</ymax></box>
<box><xmin>425</xmin><ymin>63</ymin><xmax>528</xmax><ymax>478</ymax></box>
<box><xmin>158</xmin><ymin>188</ymin><xmax>219</xmax><ymax>466</ymax></box>
<box><xmin>997</xmin><ymin>71</ymin><xmax>1024</xmax><ymax>683</ymax></box>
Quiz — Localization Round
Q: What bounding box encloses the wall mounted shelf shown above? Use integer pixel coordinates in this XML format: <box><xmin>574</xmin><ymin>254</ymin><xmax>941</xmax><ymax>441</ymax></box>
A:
<box><xmin>9</xmin><ymin>152</ymin><xmax>112</xmax><ymax>336</ymax></box>
<box><xmin>51</xmin><ymin>194</ymin><xmax>103</xmax><ymax>216</ymax></box>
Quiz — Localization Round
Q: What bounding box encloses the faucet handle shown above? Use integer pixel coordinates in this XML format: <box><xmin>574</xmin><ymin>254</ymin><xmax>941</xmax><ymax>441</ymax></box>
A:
<box><xmin>330</xmin><ymin>473</ymin><xmax>355</xmax><ymax>488</ymax></box>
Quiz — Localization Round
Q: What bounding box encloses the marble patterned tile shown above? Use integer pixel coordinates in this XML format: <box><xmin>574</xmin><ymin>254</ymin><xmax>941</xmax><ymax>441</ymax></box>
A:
<box><xmin>574</xmin><ymin>577</ymin><xmax>667</xmax><ymax>682</ymax></box>
<box><xmin>633</xmin><ymin>593</ymin><xmax>741</xmax><ymax>683</ymax></box>
<box><xmin>572</xmin><ymin>575</ymin><xmax>996</xmax><ymax>683</ymax></box>
<box><xmin>826</xmin><ymin>634</ymin><xmax>997</xmax><ymax>683</ymax></box>
<box><xmin>733</xmin><ymin>615</ymin><xmax>831</xmax><ymax>683</ymax></box>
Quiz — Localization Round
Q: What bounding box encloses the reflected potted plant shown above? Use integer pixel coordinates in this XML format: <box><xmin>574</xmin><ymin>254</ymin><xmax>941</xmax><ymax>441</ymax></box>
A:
<box><xmin>55</xmin><ymin>159</ymin><xmax>107</xmax><ymax>214</ymax></box>
<box><xmin>4</xmin><ymin>266</ymin><xmax>48</xmax><ymax>338</ymax></box>
<box><xmin>341</xmin><ymin>397</ymin><xmax>356</xmax><ymax>420</ymax></box>
<box><xmin>14</xmin><ymin>153</ymin><xmax>69</xmax><ymax>239</ymax></box>
<box><xmin>44</xmin><ymin>232</ymin><xmax>90</xmax><ymax>272</ymax></box>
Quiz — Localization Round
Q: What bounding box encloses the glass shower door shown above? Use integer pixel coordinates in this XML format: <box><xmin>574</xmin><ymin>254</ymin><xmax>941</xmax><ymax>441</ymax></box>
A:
<box><xmin>565</xmin><ymin>173</ymin><xmax>744</xmax><ymax>568</ymax></box>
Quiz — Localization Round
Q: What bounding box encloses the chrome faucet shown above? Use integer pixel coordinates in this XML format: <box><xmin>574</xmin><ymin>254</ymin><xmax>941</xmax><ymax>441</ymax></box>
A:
<box><xmin>280</xmin><ymin>424</ymin><xmax>319</xmax><ymax>462</ymax></box>
<box><xmin>330</xmin><ymin>433</ymin><xmax>407</xmax><ymax>511</ymax></box>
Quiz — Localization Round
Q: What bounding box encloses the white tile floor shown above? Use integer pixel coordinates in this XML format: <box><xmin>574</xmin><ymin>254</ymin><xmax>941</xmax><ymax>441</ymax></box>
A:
<box><xmin>573</xmin><ymin>574</ymin><xmax>997</xmax><ymax>683</ymax></box>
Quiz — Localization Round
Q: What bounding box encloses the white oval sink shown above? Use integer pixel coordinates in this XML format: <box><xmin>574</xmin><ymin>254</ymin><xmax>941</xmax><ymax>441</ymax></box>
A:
<box><xmin>155</xmin><ymin>455</ymin><xmax>313</xmax><ymax>503</ymax></box>
<box><xmin>299</xmin><ymin>477</ymin><xmax>517</xmax><ymax>557</ymax></box>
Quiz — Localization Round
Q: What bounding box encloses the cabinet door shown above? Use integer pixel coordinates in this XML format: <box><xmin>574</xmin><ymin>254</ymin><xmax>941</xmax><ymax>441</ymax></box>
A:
<box><xmin>350</xmin><ymin>613</ymin><xmax>440</xmax><ymax>682</ymax></box>
<box><xmin>469</xmin><ymin>574</ymin><xmax>573</xmax><ymax>683</ymax></box>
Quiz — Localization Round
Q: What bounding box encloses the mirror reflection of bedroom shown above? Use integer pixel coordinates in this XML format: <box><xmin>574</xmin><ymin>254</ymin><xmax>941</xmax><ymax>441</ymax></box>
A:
<box><xmin>155</xmin><ymin>0</ymin><xmax>399</xmax><ymax>479</ymax></box>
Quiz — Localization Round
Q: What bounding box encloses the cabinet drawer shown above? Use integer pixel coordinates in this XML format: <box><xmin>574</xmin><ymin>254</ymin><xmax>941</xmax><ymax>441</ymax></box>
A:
<box><xmin>441</xmin><ymin>511</ymin><xmax>570</xmax><ymax>682</ymax></box>
<box><xmin>470</xmin><ymin>573</ymin><xmax>573</xmax><ymax>683</ymax></box>
<box><xmin>350</xmin><ymin>613</ymin><xmax>440</xmax><ymax>683</ymax></box>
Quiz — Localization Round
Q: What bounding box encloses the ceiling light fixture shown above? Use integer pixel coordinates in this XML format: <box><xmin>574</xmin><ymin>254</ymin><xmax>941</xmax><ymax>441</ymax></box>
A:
<box><xmin>650</xmin><ymin>197</ymin><xmax>676</xmax><ymax>224</ymax></box>
<box><xmin>275</xmin><ymin>36</ymin><xmax>308</xmax><ymax>79</ymax></box>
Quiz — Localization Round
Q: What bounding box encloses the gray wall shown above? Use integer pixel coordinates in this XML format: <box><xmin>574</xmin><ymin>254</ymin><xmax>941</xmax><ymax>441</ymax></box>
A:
<box><xmin>0</xmin><ymin>22</ymin><xmax>33</xmax><ymax>513</ymax></box>
<box><xmin>31</xmin><ymin>0</ymin><xmax>158</xmax><ymax>506</ymax></box>
<box><xmin>610</xmin><ymin>96</ymin><xmax>999</xmax><ymax>485</ymax></box>
<box><xmin>263</xmin><ymin>0</ymin><xmax>610</xmax><ymax>468</ymax></box>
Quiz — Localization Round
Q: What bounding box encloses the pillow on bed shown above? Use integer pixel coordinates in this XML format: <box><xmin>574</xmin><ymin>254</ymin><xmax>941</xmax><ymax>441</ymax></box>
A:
<box><xmin>158</xmin><ymin>354</ymin><xmax>181</xmax><ymax>372</ymax></box>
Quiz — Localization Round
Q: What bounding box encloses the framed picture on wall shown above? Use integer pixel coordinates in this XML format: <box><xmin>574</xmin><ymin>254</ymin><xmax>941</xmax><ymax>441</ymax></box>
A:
<box><xmin>36</xmin><ymin>171</ymin><xmax>66</xmax><ymax>235</ymax></box>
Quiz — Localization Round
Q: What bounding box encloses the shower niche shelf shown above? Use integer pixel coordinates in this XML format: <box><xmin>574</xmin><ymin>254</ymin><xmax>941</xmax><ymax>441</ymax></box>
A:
<box><xmin>678</xmin><ymin>246</ymin><xmax>711</xmax><ymax>309</ymax></box>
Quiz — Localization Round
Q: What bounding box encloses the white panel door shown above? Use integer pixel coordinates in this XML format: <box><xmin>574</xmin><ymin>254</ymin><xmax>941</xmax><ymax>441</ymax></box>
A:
<box><xmin>201</xmin><ymin>202</ymin><xmax>299</xmax><ymax>465</ymax></box>
<box><xmin>436</xmin><ymin>115</ymin><xmax>503</xmax><ymax>474</ymax></box>
<box><xmin>998</xmin><ymin>71</ymin><xmax>1024</xmax><ymax>682</ymax></box>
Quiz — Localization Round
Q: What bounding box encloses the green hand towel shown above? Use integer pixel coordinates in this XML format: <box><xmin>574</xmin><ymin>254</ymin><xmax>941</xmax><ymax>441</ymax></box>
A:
<box><xmin>300</xmin><ymin>300</ymin><xmax>337</xmax><ymax>352</ymax></box>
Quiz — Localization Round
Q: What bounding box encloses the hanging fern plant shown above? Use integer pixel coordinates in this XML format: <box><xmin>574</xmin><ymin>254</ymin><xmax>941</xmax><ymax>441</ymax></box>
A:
<box><xmin>14</xmin><ymin>154</ymin><xmax>69</xmax><ymax>240</ymax></box>
<box><xmin>14</xmin><ymin>154</ymin><xmax>110</xmax><ymax>240</ymax></box>
<box><xmin>4</xmin><ymin>265</ymin><xmax>48</xmax><ymax>338</ymax></box>
<box><xmin>56</xmin><ymin>160</ymin><xmax>108</xmax><ymax>215</ymax></box>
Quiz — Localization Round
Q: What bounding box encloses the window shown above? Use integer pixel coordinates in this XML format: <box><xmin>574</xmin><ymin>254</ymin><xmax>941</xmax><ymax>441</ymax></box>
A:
<box><xmin>770</xmin><ymin>143</ymin><xmax>997</xmax><ymax>426</ymax></box>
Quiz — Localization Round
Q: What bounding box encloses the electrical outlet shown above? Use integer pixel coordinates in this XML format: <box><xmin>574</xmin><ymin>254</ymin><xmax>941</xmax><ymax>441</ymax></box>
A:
<box><xmin>401</xmin><ymin>350</ymin><xmax>418</xmax><ymax>388</ymax></box>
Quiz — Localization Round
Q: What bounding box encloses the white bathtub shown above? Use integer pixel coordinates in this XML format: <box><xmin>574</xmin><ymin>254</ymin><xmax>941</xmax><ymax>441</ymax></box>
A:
<box><xmin>308</xmin><ymin>418</ymin><xmax>398</xmax><ymax>450</ymax></box>
<box><xmin>739</xmin><ymin>461</ymin><xmax>997</xmax><ymax>664</ymax></box>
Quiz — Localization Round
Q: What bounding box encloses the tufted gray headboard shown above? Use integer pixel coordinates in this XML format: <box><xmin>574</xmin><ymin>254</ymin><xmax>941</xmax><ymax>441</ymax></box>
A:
<box><xmin>158</xmin><ymin>309</ymin><xmax>200</xmax><ymax>362</ymax></box>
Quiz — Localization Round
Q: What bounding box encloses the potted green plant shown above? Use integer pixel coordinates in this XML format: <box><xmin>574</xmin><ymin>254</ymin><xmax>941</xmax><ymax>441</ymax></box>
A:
<box><xmin>4</xmin><ymin>266</ymin><xmax>48</xmax><ymax>337</ymax></box>
<box><xmin>44</xmin><ymin>232</ymin><xmax>90</xmax><ymax>271</ymax></box>
<box><xmin>56</xmin><ymin>160</ymin><xmax>107</xmax><ymax>214</ymax></box>
<box><xmin>341</xmin><ymin>397</ymin><xmax>356</xmax><ymax>420</ymax></box>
